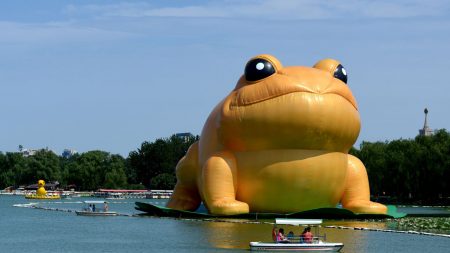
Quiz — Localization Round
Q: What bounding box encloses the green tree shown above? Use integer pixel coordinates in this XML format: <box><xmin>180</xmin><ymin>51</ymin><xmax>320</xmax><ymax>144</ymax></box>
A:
<box><xmin>25</xmin><ymin>150</ymin><xmax>62</xmax><ymax>184</ymax></box>
<box><xmin>414</xmin><ymin>129</ymin><xmax>450</xmax><ymax>202</ymax></box>
<box><xmin>73</xmin><ymin>151</ymin><xmax>110</xmax><ymax>190</ymax></box>
<box><xmin>103</xmin><ymin>154</ymin><xmax>127</xmax><ymax>189</ymax></box>
<box><xmin>61</xmin><ymin>153</ymin><xmax>81</xmax><ymax>189</ymax></box>
<box><xmin>104</xmin><ymin>168</ymin><xmax>128</xmax><ymax>189</ymax></box>
<box><xmin>127</xmin><ymin>134</ymin><xmax>198</xmax><ymax>188</ymax></box>
<box><xmin>354</xmin><ymin>129</ymin><xmax>449</xmax><ymax>204</ymax></box>
<box><xmin>0</xmin><ymin>152</ymin><xmax>15</xmax><ymax>189</ymax></box>
<box><xmin>357</xmin><ymin>141</ymin><xmax>388</xmax><ymax>196</ymax></box>
<box><xmin>150</xmin><ymin>173</ymin><xmax>176</xmax><ymax>190</ymax></box>
<box><xmin>5</xmin><ymin>152</ymin><xmax>28</xmax><ymax>187</ymax></box>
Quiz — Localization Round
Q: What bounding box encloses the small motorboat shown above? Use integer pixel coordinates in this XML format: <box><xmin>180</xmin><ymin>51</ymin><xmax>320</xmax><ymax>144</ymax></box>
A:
<box><xmin>75</xmin><ymin>200</ymin><xmax>117</xmax><ymax>216</ymax></box>
<box><xmin>250</xmin><ymin>218</ymin><xmax>343</xmax><ymax>252</ymax></box>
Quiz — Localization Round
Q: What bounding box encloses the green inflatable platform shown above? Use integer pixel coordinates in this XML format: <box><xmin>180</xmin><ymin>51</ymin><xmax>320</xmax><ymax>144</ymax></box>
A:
<box><xmin>135</xmin><ymin>202</ymin><xmax>406</xmax><ymax>219</ymax></box>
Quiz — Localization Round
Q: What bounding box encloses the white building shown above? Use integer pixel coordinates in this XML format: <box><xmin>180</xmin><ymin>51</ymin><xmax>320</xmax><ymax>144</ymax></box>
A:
<box><xmin>419</xmin><ymin>108</ymin><xmax>434</xmax><ymax>136</ymax></box>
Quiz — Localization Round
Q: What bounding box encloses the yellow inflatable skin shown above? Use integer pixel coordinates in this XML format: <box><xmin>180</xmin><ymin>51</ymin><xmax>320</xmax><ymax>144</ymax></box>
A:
<box><xmin>167</xmin><ymin>54</ymin><xmax>387</xmax><ymax>216</ymax></box>
<box><xmin>36</xmin><ymin>179</ymin><xmax>47</xmax><ymax>195</ymax></box>
<box><xmin>25</xmin><ymin>179</ymin><xmax>60</xmax><ymax>200</ymax></box>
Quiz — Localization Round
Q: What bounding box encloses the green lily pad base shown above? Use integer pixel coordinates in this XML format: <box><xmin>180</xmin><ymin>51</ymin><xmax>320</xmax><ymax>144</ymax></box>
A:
<box><xmin>135</xmin><ymin>202</ymin><xmax>406</xmax><ymax>219</ymax></box>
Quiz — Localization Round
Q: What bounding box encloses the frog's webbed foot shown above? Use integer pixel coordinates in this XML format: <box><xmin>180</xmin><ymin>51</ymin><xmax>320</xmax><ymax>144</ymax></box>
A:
<box><xmin>167</xmin><ymin>184</ymin><xmax>201</xmax><ymax>211</ymax></box>
<box><xmin>167</xmin><ymin>199</ymin><xmax>199</xmax><ymax>211</ymax></box>
<box><xmin>341</xmin><ymin>155</ymin><xmax>387</xmax><ymax>215</ymax></box>
<box><xmin>209</xmin><ymin>199</ymin><xmax>249</xmax><ymax>216</ymax></box>
<box><xmin>343</xmin><ymin>200</ymin><xmax>387</xmax><ymax>214</ymax></box>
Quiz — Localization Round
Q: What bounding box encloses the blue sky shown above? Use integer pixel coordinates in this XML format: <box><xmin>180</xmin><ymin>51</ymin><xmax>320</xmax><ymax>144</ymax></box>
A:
<box><xmin>1</xmin><ymin>1</ymin><xmax>450</xmax><ymax>157</ymax></box>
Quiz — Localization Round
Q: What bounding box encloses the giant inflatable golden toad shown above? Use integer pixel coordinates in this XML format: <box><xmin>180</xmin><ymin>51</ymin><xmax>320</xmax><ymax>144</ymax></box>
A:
<box><xmin>167</xmin><ymin>54</ymin><xmax>387</xmax><ymax>216</ymax></box>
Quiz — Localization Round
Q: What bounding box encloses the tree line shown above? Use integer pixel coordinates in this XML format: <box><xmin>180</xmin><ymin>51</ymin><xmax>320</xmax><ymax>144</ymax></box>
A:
<box><xmin>350</xmin><ymin>129</ymin><xmax>449</xmax><ymax>205</ymax></box>
<box><xmin>0</xmin><ymin>131</ymin><xmax>448</xmax><ymax>205</ymax></box>
<box><xmin>0</xmin><ymin>134</ymin><xmax>198</xmax><ymax>191</ymax></box>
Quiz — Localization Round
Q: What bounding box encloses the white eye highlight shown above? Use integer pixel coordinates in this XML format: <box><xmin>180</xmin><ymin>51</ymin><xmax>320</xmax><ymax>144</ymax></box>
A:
<box><xmin>342</xmin><ymin>68</ymin><xmax>347</xmax><ymax>76</ymax></box>
<box><xmin>256</xmin><ymin>62</ymin><xmax>265</xmax><ymax>70</ymax></box>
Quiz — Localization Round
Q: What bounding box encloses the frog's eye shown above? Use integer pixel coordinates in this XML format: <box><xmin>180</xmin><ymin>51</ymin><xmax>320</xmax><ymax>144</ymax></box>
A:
<box><xmin>313</xmin><ymin>59</ymin><xmax>348</xmax><ymax>84</ymax></box>
<box><xmin>333</xmin><ymin>64</ymin><xmax>347</xmax><ymax>84</ymax></box>
<box><xmin>245</xmin><ymin>58</ymin><xmax>276</xmax><ymax>82</ymax></box>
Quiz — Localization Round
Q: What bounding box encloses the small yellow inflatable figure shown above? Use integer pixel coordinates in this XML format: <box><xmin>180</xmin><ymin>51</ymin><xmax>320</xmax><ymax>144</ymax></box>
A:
<box><xmin>25</xmin><ymin>179</ymin><xmax>60</xmax><ymax>199</ymax></box>
<box><xmin>36</xmin><ymin>180</ymin><xmax>47</xmax><ymax>196</ymax></box>
<box><xmin>167</xmin><ymin>54</ymin><xmax>387</xmax><ymax>216</ymax></box>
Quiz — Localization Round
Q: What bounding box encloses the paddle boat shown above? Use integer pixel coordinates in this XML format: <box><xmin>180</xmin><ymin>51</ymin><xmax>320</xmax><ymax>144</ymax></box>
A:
<box><xmin>75</xmin><ymin>200</ymin><xmax>117</xmax><ymax>216</ymax></box>
<box><xmin>250</xmin><ymin>219</ymin><xmax>343</xmax><ymax>252</ymax></box>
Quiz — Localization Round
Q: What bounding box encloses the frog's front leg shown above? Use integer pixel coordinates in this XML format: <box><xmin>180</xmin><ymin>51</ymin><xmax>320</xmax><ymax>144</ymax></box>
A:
<box><xmin>167</xmin><ymin>142</ymin><xmax>201</xmax><ymax>211</ymax></box>
<box><xmin>202</xmin><ymin>152</ymin><xmax>249</xmax><ymax>215</ymax></box>
<box><xmin>341</xmin><ymin>155</ymin><xmax>387</xmax><ymax>214</ymax></box>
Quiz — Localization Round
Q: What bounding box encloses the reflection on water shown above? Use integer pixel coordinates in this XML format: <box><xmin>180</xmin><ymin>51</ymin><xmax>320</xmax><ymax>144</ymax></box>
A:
<box><xmin>203</xmin><ymin>220</ymin><xmax>272</xmax><ymax>249</ymax></box>
<box><xmin>200</xmin><ymin>220</ymin><xmax>374</xmax><ymax>252</ymax></box>
<box><xmin>2</xmin><ymin>196</ymin><xmax>449</xmax><ymax>253</ymax></box>
<box><xmin>324</xmin><ymin>220</ymin><xmax>388</xmax><ymax>230</ymax></box>
<box><xmin>193</xmin><ymin>218</ymin><xmax>450</xmax><ymax>253</ymax></box>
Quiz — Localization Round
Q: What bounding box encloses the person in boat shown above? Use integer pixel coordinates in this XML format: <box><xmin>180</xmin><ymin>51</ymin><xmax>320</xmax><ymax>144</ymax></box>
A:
<box><xmin>301</xmin><ymin>227</ymin><xmax>313</xmax><ymax>243</ymax></box>
<box><xmin>276</xmin><ymin>228</ymin><xmax>289</xmax><ymax>243</ymax></box>
<box><xmin>287</xmin><ymin>231</ymin><xmax>294</xmax><ymax>240</ymax></box>
<box><xmin>104</xmin><ymin>202</ymin><xmax>109</xmax><ymax>212</ymax></box>
<box><xmin>92</xmin><ymin>204</ymin><xmax>96</xmax><ymax>212</ymax></box>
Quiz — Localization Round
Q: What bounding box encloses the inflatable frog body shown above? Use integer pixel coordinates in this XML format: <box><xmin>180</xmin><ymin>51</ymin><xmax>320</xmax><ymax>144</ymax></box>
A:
<box><xmin>167</xmin><ymin>55</ymin><xmax>387</xmax><ymax>215</ymax></box>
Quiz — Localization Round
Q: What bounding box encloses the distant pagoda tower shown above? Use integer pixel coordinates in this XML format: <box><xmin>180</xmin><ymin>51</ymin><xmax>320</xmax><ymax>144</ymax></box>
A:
<box><xmin>419</xmin><ymin>108</ymin><xmax>434</xmax><ymax>136</ymax></box>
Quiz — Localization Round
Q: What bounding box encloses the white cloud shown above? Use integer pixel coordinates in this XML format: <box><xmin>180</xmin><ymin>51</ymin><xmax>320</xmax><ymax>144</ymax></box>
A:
<box><xmin>347</xmin><ymin>0</ymin><xmax>449</xmax><ymax>18</ymax></box>
<box><xmin>62</xmin><ymin>0</ymin><xmax>450</xmax><ymax>20</ymax></box>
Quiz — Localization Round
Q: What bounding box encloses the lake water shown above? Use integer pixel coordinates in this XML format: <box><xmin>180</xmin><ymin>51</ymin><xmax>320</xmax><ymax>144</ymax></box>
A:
<box><xmin>0</xmin><ymin>195</ymin><xmax>449</xmax><ymax>253</ymax></box>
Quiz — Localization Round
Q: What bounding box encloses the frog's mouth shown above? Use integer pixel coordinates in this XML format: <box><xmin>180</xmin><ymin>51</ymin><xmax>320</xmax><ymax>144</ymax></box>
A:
<box><xmin>230</xmin><ymin>83</ymin><xmax>358</xmax><ymax>110</ymax></box>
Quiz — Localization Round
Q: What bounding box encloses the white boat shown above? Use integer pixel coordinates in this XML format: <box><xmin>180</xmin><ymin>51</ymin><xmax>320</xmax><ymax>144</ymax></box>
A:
<box><xmin>75</xmin><ymin>200</ymin><xmax>117</xmax><ymax>216</ymax></box>
<box><xmin>250</xmin><ymin>219</ymin><xmax>343</xmax><ymax>252</ymax></box>
<box><xmin>105</xmin><ymin>193</ymin><xmax>125</xmax><ymax>200</ymax></box>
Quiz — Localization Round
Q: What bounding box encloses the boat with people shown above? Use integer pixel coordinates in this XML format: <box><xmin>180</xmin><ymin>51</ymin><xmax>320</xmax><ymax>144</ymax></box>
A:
<box><xmin>75</xmin><ymin>200</ymin><xmax>117</xmax><ymax>216</ymax></box>
<box><xmin>249</xmin><ymin>218</ymin><xmax>343</xmax><ymax>252</ymax></box>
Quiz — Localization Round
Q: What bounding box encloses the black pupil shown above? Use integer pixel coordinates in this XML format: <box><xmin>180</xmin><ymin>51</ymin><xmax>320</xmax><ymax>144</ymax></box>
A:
<box><xmin>245</xmin><ymin>59</ymin><xmax>275</xmax><ymax>81</ymax></box>
<box><xmin>333</xmin><ymin>64</ymin><xmax>347</xmax><ymax>84</ymax></box>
